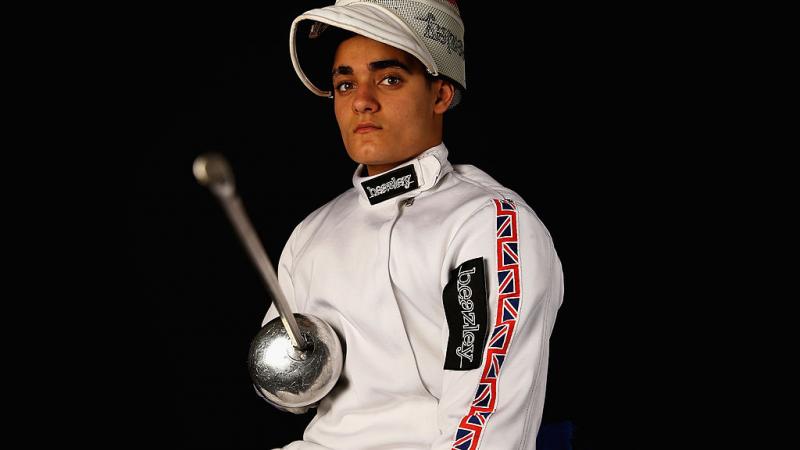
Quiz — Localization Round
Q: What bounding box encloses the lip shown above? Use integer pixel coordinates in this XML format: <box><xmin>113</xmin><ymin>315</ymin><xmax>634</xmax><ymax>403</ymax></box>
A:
<box><xmin>354</xmin><ymin>123</ymin><xmax>382</xmax><ymax>134</ymax></box>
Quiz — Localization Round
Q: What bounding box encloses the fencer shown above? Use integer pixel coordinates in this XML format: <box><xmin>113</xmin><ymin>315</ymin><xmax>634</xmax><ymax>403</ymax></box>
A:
<box><xmin>258</xmin><ymin>1</ymin><xmax>565</xmax><ymax>449</ymax></box>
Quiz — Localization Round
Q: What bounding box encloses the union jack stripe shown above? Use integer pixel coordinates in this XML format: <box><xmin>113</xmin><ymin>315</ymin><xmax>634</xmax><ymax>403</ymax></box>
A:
<box><xmin>450</xmin><ymin>199</ymin><xmax>522</xmax><ymax>450</ymax></box>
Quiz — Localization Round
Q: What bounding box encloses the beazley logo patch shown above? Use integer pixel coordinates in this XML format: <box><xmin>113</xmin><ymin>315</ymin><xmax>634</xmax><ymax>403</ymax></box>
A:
<box><xmin>360</xmin><ymin>164</ymin><xmax>419</xmax><ymax>205</ymax></box>
<box><xmin>365</xmin><ymin>174</ymin><xmax>413</xmax><ymax>198</ymax></box>
<box><xmin>443</xmin><ymin>257</ymin><xmax>488</xmax><ymax>370</ymax></box>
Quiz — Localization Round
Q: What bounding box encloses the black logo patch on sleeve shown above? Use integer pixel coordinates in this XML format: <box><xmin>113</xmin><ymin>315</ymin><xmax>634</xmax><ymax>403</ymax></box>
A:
<box><xmin>360</xmin><ymin>164</ymin><xmax>418</xmax><ymax>205</ymax></box>
<box><xmin>442</xmin><ymin>257</ymin><xmax>488</xmax><ymax>370</ymax></box>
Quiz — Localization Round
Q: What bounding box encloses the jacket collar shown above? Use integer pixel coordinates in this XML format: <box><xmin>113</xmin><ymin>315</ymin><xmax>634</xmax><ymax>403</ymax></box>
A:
<box><xmin>352</xmin><ymin>142</ymin><xmax>453</xmax><ymax>207</ymax></box>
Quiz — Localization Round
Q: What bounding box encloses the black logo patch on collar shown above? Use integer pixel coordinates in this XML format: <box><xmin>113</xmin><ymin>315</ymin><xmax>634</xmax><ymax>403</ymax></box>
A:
<box><xmin>442</xmin><ymin>257</ymin><xmax>488</xmax><ymax>371</ymax></box>
<box><xmin>360</xmin><ymin>164</ymin><xmax>418</xmax><ymax>205</ymax></box>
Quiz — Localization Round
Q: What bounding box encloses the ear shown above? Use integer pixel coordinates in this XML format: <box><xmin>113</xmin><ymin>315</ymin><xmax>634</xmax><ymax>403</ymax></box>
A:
<box><xmin>432</xmin><ymin>79</ymin><xmax>455</xmax><ymax>114</ymax></box>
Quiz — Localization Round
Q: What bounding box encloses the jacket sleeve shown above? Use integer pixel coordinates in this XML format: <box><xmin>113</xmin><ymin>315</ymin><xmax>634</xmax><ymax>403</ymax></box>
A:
<box><xmin>430</xmin><ymin>198</ymin><xmax>564</xmax><ymax>450</ymax></box>
<box><xmin>261</xmin><ymin>221</ymin><xmax>304</xmax><ymax>327</ymax></box>
<box><xmin>255</xmin><ymin>221</ymin><xmax>312</xmax><ymax>414</ymax></box>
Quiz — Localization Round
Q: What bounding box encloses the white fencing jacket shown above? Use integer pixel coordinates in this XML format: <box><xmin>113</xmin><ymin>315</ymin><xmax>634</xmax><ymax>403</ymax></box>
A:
<box><xmin>263</xmin><ymin>142</ymin><xmax>564</xmax><ymax>450</ymax></box>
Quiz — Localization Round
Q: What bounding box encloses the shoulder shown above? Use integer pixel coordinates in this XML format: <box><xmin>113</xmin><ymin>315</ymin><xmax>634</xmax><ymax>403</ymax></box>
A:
<box><xmin>286</xmin><ymin>187</ymin><xmax>358</xmax><ymax>247</ymax></box>
<box><xmin>443</xmin><ymin>165</ymin><xmax>540</xmax><ymax>218</ymax></box>
<box><xmin>439</xmin><ymin>164</ymin><xmax>519</xmax><ymax>206</ymax></box>
<box><xmin>443</xmin><ymin>165</ymin><xmax>556</xmax><ymax>246</ymax></box>
<box><xmin>302</xmin><ymin>187</ymin><xmax>357</xmax><ymax>223</ymax></box>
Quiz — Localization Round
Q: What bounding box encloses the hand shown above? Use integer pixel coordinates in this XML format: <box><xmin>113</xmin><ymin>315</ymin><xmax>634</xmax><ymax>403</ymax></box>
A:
<box><xmin>272</xmin><ymin>401</ymin><xmax>320</xmax><ymax>415</ymax></box>
<box><xmin>253</xmin><ymin>384</ymin><xmax>319</xmax><ymax>414</ymax></box>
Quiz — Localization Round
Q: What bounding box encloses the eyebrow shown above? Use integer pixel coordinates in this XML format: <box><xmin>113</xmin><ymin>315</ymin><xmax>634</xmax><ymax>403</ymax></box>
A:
<box><xmin>332</xmin><ymin>59</ymin><xmax>413</xmax><ymax>77</ymax></box>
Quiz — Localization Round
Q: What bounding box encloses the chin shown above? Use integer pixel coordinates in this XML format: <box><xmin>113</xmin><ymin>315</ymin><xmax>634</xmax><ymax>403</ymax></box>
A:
<box><xmin>346</xmin><ymin>141</ymin><xmax>387</xmax><ymax>165</ymax></box>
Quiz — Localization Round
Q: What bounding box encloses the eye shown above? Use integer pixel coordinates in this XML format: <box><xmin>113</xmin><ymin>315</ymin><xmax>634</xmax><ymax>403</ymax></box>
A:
<box><xmin>380</xmin><ymin>75</ymin><xmax>402</xmax><ymax>86</ymax></box>
<box><xmin>335</xmin><ymin>81</ymin><xmax>354</xmax><ymax>93</ymax></box>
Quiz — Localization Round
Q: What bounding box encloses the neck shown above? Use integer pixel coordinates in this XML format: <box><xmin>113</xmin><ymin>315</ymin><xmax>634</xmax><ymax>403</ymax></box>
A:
<box><xmin>365</xmin><ymin>138</ymin><xmax>443</xmax><ymax>177</ymax></box>
<box><xmin>366</xmin><ymin>162</ymin><xmax>406</xmax><ymax>177</ymax></box>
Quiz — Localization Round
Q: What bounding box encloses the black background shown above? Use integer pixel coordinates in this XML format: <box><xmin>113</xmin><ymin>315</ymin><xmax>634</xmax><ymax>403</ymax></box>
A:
<box><xmin>127</xmin><ymin>2</ymin><xmax>690</xmax><ymax>448</ymax></box>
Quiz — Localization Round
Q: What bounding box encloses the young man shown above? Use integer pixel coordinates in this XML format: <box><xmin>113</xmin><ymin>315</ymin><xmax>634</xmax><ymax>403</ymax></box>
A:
<box><xmin>259</xmin><ymin>1</ymin><xmax>564</xmax><ymax>449</ymax></box>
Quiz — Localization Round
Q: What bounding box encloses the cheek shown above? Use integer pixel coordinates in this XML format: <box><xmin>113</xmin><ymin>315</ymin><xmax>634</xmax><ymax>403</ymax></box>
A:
<box><xmin>388</xmin><ymin>98</ymin><xmax>418</xmax><ymax>120</ymax></box>
<box><xmin>395</xmin><ymin>98</ymin><xmax>431</xmax><ymax>127</ymax></box>
<box><xmin>333</xmin><ymin>98</ymin><xmax>342</xmax><ymax>118</ymax></box>
<box><xmin>334</xmin><ymin>101</ymin><xmax>348</xmax><ymax>130</ymax></box>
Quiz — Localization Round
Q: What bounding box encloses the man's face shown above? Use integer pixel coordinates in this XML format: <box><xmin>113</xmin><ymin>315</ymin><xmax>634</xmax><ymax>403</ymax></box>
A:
<box><xmin>332</xmin><ymin>35</ymin><xmax>443</xmax><ymax>176</ymax></box>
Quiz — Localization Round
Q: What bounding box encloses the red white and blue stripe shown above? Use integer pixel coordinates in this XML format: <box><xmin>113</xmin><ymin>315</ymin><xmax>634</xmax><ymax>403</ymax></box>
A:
<box><xmin>450</xmin><ymin>199</ymin><xmax>521</xmax><ymax>450</ymax></box>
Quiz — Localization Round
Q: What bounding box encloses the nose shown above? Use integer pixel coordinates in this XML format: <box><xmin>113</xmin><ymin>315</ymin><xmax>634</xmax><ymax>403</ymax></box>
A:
<box><xmin>352</xmin><ymin>82</ymin><xmax>380</xmax><ymax>114</ymax></box>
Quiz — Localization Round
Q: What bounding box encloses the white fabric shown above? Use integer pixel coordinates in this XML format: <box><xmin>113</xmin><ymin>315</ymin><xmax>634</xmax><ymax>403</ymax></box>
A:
<box><xmin>264</xmin><ymin>143</ymin><xmax>564</xmax><ymax>450</ymax></box>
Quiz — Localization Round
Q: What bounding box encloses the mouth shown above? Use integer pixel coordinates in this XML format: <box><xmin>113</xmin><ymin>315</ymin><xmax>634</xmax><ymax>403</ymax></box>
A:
<box><xmin>354</xmin><ymin>124</ymin><xmax>382</xmax><ymax>134</ymax></box>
